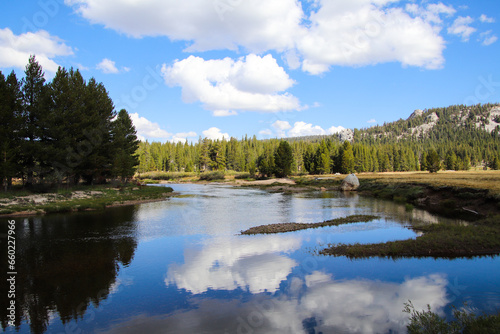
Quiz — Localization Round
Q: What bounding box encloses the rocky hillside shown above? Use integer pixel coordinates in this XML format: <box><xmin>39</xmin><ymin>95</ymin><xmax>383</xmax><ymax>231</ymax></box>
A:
<box><xmin>357</xmin><ymin>103</ymin><xmax>500</xmax><ymax>141</ymax></box>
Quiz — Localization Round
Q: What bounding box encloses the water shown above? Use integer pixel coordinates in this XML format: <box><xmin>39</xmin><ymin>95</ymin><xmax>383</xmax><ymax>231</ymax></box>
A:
<box><xmin>1</xmin><ymin>184</ymin><xmax>499</xmax><ymax>333</ymax></box>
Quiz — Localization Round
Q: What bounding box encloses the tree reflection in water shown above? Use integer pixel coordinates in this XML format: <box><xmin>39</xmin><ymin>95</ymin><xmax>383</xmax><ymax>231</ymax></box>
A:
<box><xmin>0</xmin><ymin>206</ymin><xmax>138</xmax><ymax>333</ymax></box>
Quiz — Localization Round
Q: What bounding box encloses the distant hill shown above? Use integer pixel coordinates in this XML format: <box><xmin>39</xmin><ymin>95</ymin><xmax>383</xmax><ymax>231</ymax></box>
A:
<box><xmin>357</xmin><ymin>103</ymin><xmax>500</xmax><ymax>141</ymax></box>
<box><xmin>284</xmin><ymin>103</ymin><xmax>500</xmax><ymax>143</ymax></box>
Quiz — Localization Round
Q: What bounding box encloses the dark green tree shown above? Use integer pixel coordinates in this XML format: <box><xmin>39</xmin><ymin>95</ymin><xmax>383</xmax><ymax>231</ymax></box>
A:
<box><xmin>0</xmin><ymin>71</ymin><xmax>23</xmax><ymax>190</ymax></box>
<box><xmin>21</xmin><ymin>55</ymin><xmax>47</xmax><ymax>186</ymax></box>
<box><xmin>111</xmin><ymin>109</ymin><xmax>139</xmax><ymax>181</ymax></box>
<box><xmin>426</xmin><ymin>149</ymin><xmax>441</xmax><ymax>173</ymax></box>
<box><xmin>274</xmin><ymin>141</ymin><xmax>293</xmax><ymax>177</ymax></box>
<box><xmin>340</xmin><ymin>141</ymin><xmax>355</xmax><ymax>174</ymax></box>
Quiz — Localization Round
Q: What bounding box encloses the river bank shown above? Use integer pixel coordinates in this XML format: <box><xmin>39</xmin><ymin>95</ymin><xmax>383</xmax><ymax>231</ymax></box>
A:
<box><xmin>0</xmin><ymin>184</ymin><xmax>174</xmax><ymax>217</ymax></box>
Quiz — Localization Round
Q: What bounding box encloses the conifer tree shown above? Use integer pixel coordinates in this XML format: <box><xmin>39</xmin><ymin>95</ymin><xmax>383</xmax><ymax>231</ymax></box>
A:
<box><xmin>426</xmin><ymin>149</ymin><xmax>441</xmax><ymax>173</ymax></box>
<box><xmin>274</xmin><ymin>141</ymin><xmax>293</xmax><ymax>177</ymax></box>
<box><xmin>21</xmin><ymin>55</ymin><xmax>46</xmax><ymax>186</ymax></box>
<box><xmin>111</xmin><ymin>109</ymin><xmax>139</xmax><ymax>181</ymax></box>
<box><xmin>340</xmin><ymin>141</ymin><xmax>355</xmax><ymax>174</ymax></box>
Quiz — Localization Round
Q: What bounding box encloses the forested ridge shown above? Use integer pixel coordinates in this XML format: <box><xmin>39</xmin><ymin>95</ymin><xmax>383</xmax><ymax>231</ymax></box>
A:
<box><xmin>137</xmin><ymin>103</ymin><xmax>500</xmax><ymax>176</ymax></box>
<box><xmin>0</xmin><ymin>56</ymin><xmax>139</xmax><ymax>190</ymax></box>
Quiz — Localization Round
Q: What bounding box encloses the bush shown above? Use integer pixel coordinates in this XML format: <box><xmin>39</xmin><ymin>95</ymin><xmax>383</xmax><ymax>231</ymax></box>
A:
<box><xmin>404</xmin><ymin>301</ymin><xmax>500</xmax><ymax>334</ymax></box>
<box><xmin>199</xmin><ymin>171</ymin><xmax>225</xmax><ymax>181</ymax></box>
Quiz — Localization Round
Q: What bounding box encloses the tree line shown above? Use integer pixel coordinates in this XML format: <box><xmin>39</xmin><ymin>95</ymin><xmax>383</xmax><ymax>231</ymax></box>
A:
<box><xmin>0</xmin><ymin>56</ymin><xmax>139</xmax><ymax>190</ymax></box>
<box><xmin>137</xmin><ymin>103</ymin><xmax>500</xmax><ymax>176</ymax></box>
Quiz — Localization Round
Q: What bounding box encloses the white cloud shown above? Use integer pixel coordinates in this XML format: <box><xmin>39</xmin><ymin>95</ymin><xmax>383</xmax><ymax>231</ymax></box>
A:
<box><xmin>327</xmin><ymin>125</ymin><xmax>347</xmax><ymax>134</ymax></box>
<box><xmin>448</xmin><ymin>16</ymin><xmax>476</xmax><ymax>41</ymax></box>
<box><xmin>166</xmin><ymin>235</ymin><xmax>300</xmax><ymax>294</ymax></box>
<box><xmin>202</xmin><ymin>127</ymin><xmax>230</xmax><ymax>141</ymax></box>
<box><xmin>296</xmin><ymin>1</ymin><xmax>446</xmax><ymax>73</ymax></box>
<box><xmin>272</xmin><ymin>120</ymin><xmax>292</xmax><ymax>137</ymax></box>
<box><xmin>480</xmin><ymin>31</ymin><xmax>498</xmax><ymax>46</ymax></box>
<box><xmin>96</xmin><ymin>58</ymin><xmax>129</xmax><ymax>74</ymax></box>
<box><xmin>0</xmin><ymin>28</ymin><xmax>73</xmax><ymax>74</ymax></box>
<box><xmin>129</xmin><ymin>112</ymin><xmax>171</xmax><ymax>141</ymax></box>
<box><xmin>162</xmin><ymin>54</ymin><xmax>300</xmax><ymax>114</ymax></box>
<box><xmin>96</xmin><ymin>58</ymin><xmax>119</xmax><ymax>74</ymax></box>
<box><xmin>65</xmin><ymin>0</ymin><xmax>302</xmax><ymax>53</ymax></box>
<box><xmin>479</xmin><ymin>14</ymin><xmax>495</xmax><ymax>23</ymax></box>
<box><xmin>265</xmin><ymin>120</ymin><xmax>346</xmax><ymax>138</ymax></box>
<box><xmin>171</xmin><ymin>131</ymin><xmax>198</xmax><ymax>143</ymax></box>
<box><xmin>259</xmin><ymin>129</ymin><xmax>273</xmax><ymax>137</ymax></box>
<box><xmin>367</xmin><ymin>119</ymin><xmax>377</xmax><ymax>123</ymax></box>
<box><xmin>68</xmin><ymin>0</ymin><xmax>447</xmax><ymax>74</ymax></box>
<box><xmin>406</xmin><ymin>2</ymin><xmax>456</xmax><ymax>24</ymax></box>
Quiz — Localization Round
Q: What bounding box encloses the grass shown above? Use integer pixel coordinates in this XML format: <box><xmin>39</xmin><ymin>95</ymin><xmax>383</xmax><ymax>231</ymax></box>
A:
<box><xmin>0</xmin><ymin>184</ymin><xmax>174</xmax><ymax>216</ymax></box>
<box><xmin>241</xmin><ymin>214</ymin><xmax>379</xmax><ymax>235</ymax></box>
<box><xmin>135</xmin><ymin>171</ymin><xmax>196</xmax><ymax>181</ymax></box>
<box><xmin>357</xmin><ymin>170</ymin><xmax>500</xmax><ymax>197</ymax></box>
<box><xmin>320</xmin><ymin>215</ymin><xmax>500</xmax><ymax>259</ymax></box>
<box><xmin>404</xmin><ymin>301</ymin><xmax>500</xmax><ymax>333</ymax></box>
<box><xmin>198</xmin><ymin>171</ymin><xmax>226</xmax><ymax>181</ymax></box>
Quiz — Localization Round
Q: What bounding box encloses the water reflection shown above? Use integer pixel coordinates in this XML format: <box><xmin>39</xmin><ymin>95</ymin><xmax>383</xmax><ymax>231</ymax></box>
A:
<box><xmin>166</xmin><ymin>235</ymin><xmax>301</xmax><ymax>293</ymax></box>
<box><xmin>0</xmin><ymin>206</ymin><xmax>138</xmax><ymax>333</ymax></box>
<box><xmin>104</xmin><ymin>272</ymin><xmax>448</xmax><ymax>334</ymax></box>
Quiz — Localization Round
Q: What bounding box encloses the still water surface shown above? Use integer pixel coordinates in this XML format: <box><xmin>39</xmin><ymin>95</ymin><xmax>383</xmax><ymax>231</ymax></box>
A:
<box><xmin>1</xmin><ymin>184</ymin><xmax>499</xmax><ymax>333</ymax></box>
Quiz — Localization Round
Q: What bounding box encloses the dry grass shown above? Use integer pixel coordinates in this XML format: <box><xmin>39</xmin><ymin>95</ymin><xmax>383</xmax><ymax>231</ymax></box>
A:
<box><xmin>355</xmin><ymin>171</ymin><xmax>500</xmax><ymax>196</ymax></box>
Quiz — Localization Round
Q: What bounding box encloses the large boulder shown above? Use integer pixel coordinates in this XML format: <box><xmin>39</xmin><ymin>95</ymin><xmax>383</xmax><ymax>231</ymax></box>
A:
<box><xmin>340</xmin><ymin>173</ymin><xmax>360</xmax><ymax>191</ymax></box>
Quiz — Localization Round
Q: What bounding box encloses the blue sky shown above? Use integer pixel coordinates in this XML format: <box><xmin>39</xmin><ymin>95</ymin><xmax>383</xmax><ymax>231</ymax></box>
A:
<box><xmin>1</xmin><ymin>0</ymin><xmax>499</xmax><ymax>142</ymax></box>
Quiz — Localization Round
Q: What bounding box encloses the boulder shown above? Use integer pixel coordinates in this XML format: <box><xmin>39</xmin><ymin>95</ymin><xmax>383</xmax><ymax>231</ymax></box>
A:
<box><xmin>340</xmin><ymin>173</ymin><xmax>360</xmax><ymax>191</ymax></box>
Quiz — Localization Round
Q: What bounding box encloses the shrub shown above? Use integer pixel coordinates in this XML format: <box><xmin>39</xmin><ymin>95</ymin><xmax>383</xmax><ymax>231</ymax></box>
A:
<box><xmin>199</xmin><ymin>171</ymin><xmax>225</xmax><ymax>181</ymax></box>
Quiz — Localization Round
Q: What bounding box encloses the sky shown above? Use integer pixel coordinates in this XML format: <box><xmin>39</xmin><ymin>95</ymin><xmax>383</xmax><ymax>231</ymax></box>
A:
<box><xmin>1</xmin><ymin>0</ymin><xmax>499</xmax><ymax>143</ymax></box>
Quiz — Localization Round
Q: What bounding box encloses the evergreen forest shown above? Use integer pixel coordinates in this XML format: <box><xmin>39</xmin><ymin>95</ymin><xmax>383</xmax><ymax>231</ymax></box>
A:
<box><xmin>0</xmin><ymin>56</ymin><xmax>139</xmax><ymax>190</ymax></box>
<box><xmin>136</xmin><ymin>104</ymin><xmax>500</xmax><ymax>176</ymax></box>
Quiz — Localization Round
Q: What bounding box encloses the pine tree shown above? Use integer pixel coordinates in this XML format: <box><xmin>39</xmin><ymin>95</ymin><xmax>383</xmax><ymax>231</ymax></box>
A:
<box><xmin>21</xmin><ymin>55</ymin><xmax>47</xmax><ymax>186</ymax></box>
<box><xmin>426</xmin><ymin>149</ymin><xmax>441</xmax><ymax>173</ymax></box>
<box><xmin>0</xmin><ymin>71</ymin><xmax>23</xmax><ymax>190</ymax></box>
<box><xmin>340</xmin><ymin>141</ymin><xmax>355</xmax><ymax>174</ymax></box>
<box><xmin>111</xmin><ymin>109</ymin><xmax>139</xmax><ymax>182</ymax></box>
<box><xmin>274</xmin><ymin>141</ymin><xmax>293</xmax><ymax>177</ymax></box>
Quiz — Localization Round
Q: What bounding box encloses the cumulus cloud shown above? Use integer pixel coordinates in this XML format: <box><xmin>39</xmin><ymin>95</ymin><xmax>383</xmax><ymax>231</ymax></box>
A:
<box><xmin>298</xmin><ymin>1</ymin><xmax>446</xmax><ymax>73</ymax></box>
<box><xmin>263</xmin><ymin>120</ymin><xmax>347</xmax><ymax>138</ymax></box>
<box><xmin>96</xmin><ymin>58</ymin><xmax>130</xmax><ymax>74</ymax></box>
<box><xmin>367</xmin><ymin>119</ymin><xmax>377</xmax><ymax>123</ymax></box>
<box><xmin>96</xmin><ymin>58</ymin><xmax>119</xmax><ymax>73</ymax></box>
<box><xmin>448</xmin><ymin>16</ymin><xmax>476</xmax><ymax>41</ymax></box>
<box><xmin>289</xmin><ymin>122</ymin><xmax>346</xmax><ymax>137</ymax></box>
<box><xmin>202</xmin><ymin>127</ymin><xmax>230</xmax><ymax>141</ymax></box>
<box><xmin>67</xmin><ymin>0</ymin><xmax>448</xmax><ymax>74</ymax></box>
<box><xmin>129</xmin><ymin>112</ymin><xmax>171</xmax><ymax>141</ymax></box>
<box><xmin>479</xmin><ymin>14</ymin><xmax>495</xmax><ymax>23</ymax></box>
<box><xmin>65</xmin><ymin>0</ymin><xmax>302</xmax><ymax>53</ymax></box>
<box><xmin>0</xmin><ymin>28</ymin><xmax>73</xmax><ymax>74</ymax></box>
<box><xmin>162</xmin><ymin>54</ymin><xmax>300</xmax><ymax>115</ymax></box>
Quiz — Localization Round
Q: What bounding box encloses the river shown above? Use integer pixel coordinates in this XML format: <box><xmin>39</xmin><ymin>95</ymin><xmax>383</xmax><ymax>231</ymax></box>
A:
<box><xmin>1</xmin><ymin>183</ymin><xmax>499</xmax><ymax>333</ymax></box>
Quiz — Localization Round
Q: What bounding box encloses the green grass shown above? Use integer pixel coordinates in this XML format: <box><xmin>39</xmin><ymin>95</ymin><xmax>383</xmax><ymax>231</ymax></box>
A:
<box><xmin>321</xmin><ymin>215</ymin><xmax>500</xmax><ymax>259</ymax></box>
<box><xmin>198</xmin><ymin>171</ymin><xmax>226</xmax><ymax>181</ymax></box>
<box><xmin>0</xmin><ymin>184</ymin><xmax>173</xmax><ymax>216</ymax></box>
<box><xmin>136</xmin><ymin>171</ymin><xmax>196</xmax><ymax>181</ymax></box>
<box><xmin>404</xmin><ymin>301</ymin><xmax>500</xmax><ymax>333</ymax></box>
<box><xmin>241</xmin><ymin>215</ymin><xmax>379</xmax><ymax>235</ymax></box>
